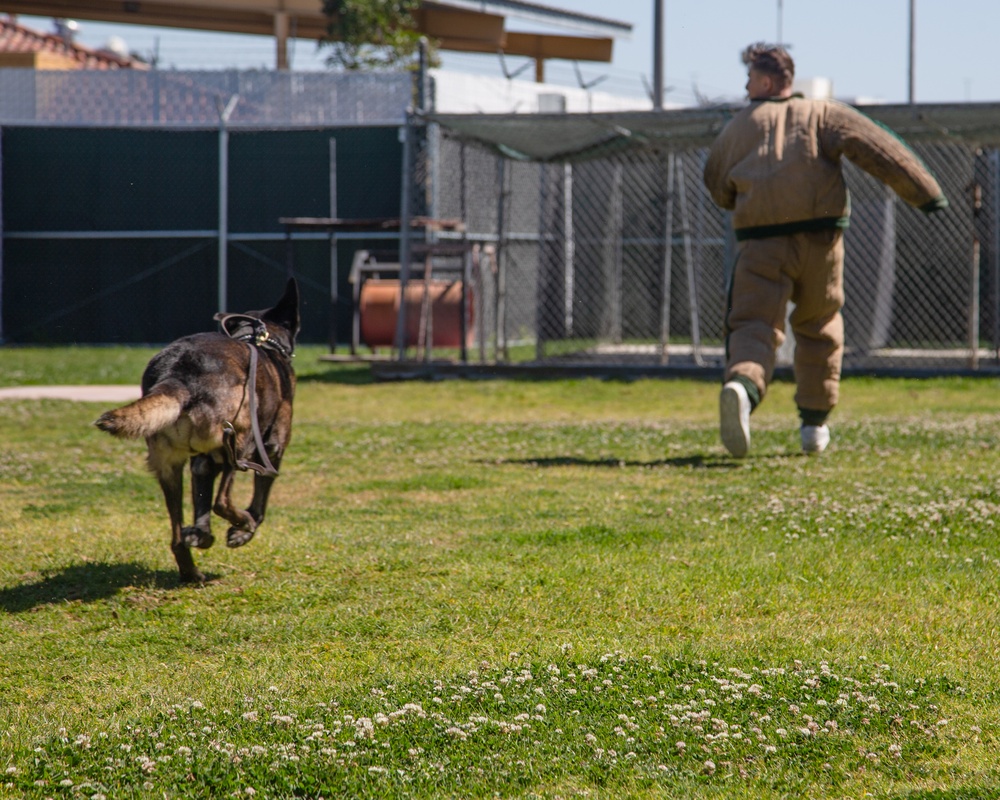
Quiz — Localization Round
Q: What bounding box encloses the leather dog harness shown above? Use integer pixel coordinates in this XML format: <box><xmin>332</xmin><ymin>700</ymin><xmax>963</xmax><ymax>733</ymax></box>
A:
<box><xmin>216</xmin><ymin>313</ymin><xmax>291</xmax><ymax>478</ymax></box>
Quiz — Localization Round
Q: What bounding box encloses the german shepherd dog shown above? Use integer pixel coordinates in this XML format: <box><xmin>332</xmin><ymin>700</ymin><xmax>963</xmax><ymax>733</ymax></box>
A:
<box><xmin>95</xmin><ymin>278</ymin><xmax>300</xmax><ymax>583</ymax></box>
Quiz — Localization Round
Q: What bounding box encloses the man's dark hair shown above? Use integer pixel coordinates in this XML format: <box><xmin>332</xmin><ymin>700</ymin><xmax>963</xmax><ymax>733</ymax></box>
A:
<box><xmin>742</xmin><ymin>43</ymin><xmax>795</xmax><ymax>89</ymax></box>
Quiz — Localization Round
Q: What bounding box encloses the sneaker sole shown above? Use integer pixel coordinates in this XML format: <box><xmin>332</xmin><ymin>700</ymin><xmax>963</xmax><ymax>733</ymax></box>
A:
<box><xmin>720</xmin><ymin>385</ymin><xmax>750</xmax><ymax>458</ymax></box>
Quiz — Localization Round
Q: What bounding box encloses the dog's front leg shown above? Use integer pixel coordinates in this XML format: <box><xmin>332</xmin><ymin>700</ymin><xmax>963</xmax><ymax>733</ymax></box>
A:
<box><xmin>246</xmin><ymin>469</ymin><xmax>279</xmax><ymax>528</ymax></box>
<box><xmin>182</xmin><ymin>455</ymin><xmax>219</xmax><ymax>550</ymax></box>
<box><xmin>156</xmin><ymin>461</ymin><xmax>204</xmax><ymax>584</ymax></box>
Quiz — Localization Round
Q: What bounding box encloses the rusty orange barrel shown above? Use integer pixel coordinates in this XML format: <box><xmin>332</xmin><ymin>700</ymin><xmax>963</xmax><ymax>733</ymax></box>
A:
<box><xmin>359</xmin><ymin>279</ymin><xmax>473</xmax><ymax>348</ymax></box>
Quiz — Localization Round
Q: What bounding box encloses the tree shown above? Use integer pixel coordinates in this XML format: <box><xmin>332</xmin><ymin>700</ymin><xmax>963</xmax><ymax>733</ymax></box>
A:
<box><xmin>322</xmin><ymin>0</ymin><xmax>437</xmax><ymax>71</ymax></box>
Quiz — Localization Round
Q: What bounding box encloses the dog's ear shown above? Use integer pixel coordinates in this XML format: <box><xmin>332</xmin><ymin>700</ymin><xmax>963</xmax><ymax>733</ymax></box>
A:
<box><xmin>263</xmin><ymin>277</ymin><xmax>300</xmax><ymax>340</ymax></box>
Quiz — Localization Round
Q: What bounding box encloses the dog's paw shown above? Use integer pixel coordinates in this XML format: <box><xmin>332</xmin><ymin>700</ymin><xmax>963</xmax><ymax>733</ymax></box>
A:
<box><xmin>182</xmin><ymin>527</ymin><xmax>215</xmax><ymax>550</ymax></box>
<box><xmin>226</xmin><ymin>526</ymin><xmax>257</xmax><ymax>548</ymax></box>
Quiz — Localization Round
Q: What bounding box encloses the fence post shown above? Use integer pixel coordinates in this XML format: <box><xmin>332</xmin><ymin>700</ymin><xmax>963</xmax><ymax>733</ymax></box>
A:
<box><xmin>328</xmin><ymin>137</ymin><xmax>338</xmax><ymax>352</ymax></box>
<box><xmin>394</xmin><ymin>111</ymin><xmax>415</xmax><ymax>359</ymax></box>
<box><xmin>495</xmin><ymin>156</ymin><xmax>509</xmax><ymax>362</ymax></box>
<box><xmin>0</xmin><ymin>125</ymin><xmax>3</xmax><ymax>344</ymax></box>
<box><xmin>216</xmin><ymin>94</ymin><xmax>239</xmax><ymax>314</ymax></box>
<box><xmin>675</xmin><ymin>155</ymin><xmax>704</xmax><ymax>366</ymax></box>
<box><xmin>970</xmin><ymin>180</ymin><xmax>983</xmax><ymax>369</ymax></box>
<box><xmin>563</xmin><ymin>163</ymin><xmax>575</xmax><ymax>339</ymax></box>
<box><xmin>993</xmin><ymin>149</ymin><xmax>1000</xmax><ymax>362</ymax></box>
<box><xmin>659</xmin><ymin>153</ymin><xmax>675</xmax><ymax>365</ymax></box>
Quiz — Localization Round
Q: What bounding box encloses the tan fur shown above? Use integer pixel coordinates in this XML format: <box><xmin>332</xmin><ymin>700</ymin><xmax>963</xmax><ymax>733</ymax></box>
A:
<box><xmin>95</xmin><ymin>390</ymin><xmax>186</xmax><ymax>440</ymax></box>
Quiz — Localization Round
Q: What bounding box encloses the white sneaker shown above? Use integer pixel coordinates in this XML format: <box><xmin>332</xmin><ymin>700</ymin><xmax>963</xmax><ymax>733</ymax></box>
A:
<box><xmin>800</xmin><ymin>424</ymin><xmax>830</xmax><ymax>454</ymax></box>
<box><xmin>720</xmin><ymin>381</ymin><xmax>751</xmax><ymax>457</ymax></box>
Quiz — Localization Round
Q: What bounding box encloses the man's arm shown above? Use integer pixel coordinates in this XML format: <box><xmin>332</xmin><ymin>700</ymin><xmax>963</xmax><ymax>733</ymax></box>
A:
<box><xmin>819</xmin><ymin>101</ymin><xmax>948</xmax><ymax>212</ymax></box>
<box><xmin>703</xmin><ymin>137</ymin><xmax>738</xmax><ymax>210</ymax></box>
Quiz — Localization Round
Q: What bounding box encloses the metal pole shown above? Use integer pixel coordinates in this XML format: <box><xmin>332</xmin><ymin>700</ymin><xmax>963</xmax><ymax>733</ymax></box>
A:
<box><xmin>652</xmin><ymin>0</ymin><xmax>664</xmax><ymax>111</ymax></box>
<box><xmin>659</xmin><ymin>153</ymin><xmax>675</xmax><ymax>365</ymax></box>
<box><xmin>908</xmin><ymin>0</ymin><xmax>916</xmax><ymax>105</ymax></box>
<box><xmin>970</xmin><ymin>181</ymin><xmax>982</xmax><ymax>369</ymax></box>
<box><xmin>216</xmin><ymin>94</ymin><xmax>238</xmax><ymax>314</ymax></box>
<box><xmin>535</xmin><ymin>164</ymin><xmax>548</xmax><ymax>362</ymax></box>
<box><xmin>992</xmin><ymin>149</ymin><xmax>1000</xmax><ymax>362</ymax></box>
<box><xmin>495</xmin><ymin>157</ymin><xmax>508</xmax><ymax>362</ymax></box>
<box><xmin>0</xmin><ymin>126</ymin><xmax>4</xmax><ymax>343</ymax></box>
<box><xmin>676</xmin><ymin>156</ymin><xmax>704</xmax><ymax>366</ymax></box>
<box><xmin>328</xmin><ymin>137</ymin><xmax>338</xmax><ymax>352</ymax></box>
<box><xmin>394</xmin><ymin>112</ymin><xmax>415</xmax><ymax>359</ymax></box>
<box><xmin>563</xmin><ymin>163</ymin><xmax>575</xmax><ymax>336</ymax></box>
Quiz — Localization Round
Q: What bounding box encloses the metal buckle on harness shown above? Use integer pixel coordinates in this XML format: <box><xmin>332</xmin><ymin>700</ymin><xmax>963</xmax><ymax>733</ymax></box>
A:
<box><xmin>222</xmin><ymin>420</ymin><xmax>240</xmax><ymax>469</ymax></box>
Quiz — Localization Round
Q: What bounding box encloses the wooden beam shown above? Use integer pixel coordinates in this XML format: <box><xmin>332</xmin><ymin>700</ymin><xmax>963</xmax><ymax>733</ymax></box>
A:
<box><xmin>504</xmin><ymin>31</ymin><xmax>613</xmax><ymax>62</ymax></box>
<box><xmin>413</xmin><ymin>5</ymin><xmax>505</xmax><ymax>49</ymax></box>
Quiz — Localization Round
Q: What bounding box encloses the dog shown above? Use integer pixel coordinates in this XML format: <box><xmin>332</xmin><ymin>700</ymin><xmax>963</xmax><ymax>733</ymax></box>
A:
<box><xmin>95</xmin><ymin>278</ymin><xmax>300</xmax><ymax>583</ymax></box>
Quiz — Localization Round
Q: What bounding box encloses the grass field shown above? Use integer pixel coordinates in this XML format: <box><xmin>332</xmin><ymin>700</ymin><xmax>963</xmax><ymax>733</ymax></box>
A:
<box><xmin>1</xmin><ymin>345</ymin><xmax>999</xmax><ymax>799</ymax></box>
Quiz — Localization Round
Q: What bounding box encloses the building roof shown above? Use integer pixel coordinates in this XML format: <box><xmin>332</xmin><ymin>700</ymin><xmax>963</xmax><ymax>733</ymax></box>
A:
<box><xmin>0</xmin><ymin>15</ymin><xmax>144</xmax><ymax>69</ymax></box>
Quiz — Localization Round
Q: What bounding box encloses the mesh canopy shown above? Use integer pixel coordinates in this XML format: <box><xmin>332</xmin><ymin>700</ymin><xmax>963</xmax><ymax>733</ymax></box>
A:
<box><xmin>430</xmin><ymin>103</ymin><xmax>1000</xmax><ymax>163</ymax></box>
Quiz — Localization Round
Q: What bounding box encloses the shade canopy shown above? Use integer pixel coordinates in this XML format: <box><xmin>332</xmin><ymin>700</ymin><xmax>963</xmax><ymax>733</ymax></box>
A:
<box><xmin>431</xmin><ymin>103</ymin><xmax>1000</xmax><ymax>163</ymax></box>
<box><xmin>0</xmin><ymin>0</ymin><xmax>628</xmax><ymax>71</ymax></box>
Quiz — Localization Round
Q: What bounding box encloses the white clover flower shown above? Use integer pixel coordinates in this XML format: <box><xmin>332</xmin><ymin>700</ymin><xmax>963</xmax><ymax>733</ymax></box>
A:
<box><xmin>703</xmin><ymin>759</ymin><xmax>716</xmax><ymax>775</ymax></box>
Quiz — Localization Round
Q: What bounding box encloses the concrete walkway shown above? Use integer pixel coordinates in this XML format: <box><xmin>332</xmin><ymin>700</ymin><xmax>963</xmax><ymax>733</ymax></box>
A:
<box><xmin>0</xmin><ymin>385</ymin><xmax>141</xmax><ymax>402</ymax></box>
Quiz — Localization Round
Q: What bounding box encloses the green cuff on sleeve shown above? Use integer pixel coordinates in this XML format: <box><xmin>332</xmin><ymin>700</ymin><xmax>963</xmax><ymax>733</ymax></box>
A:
<box><xmin>920</xmin><ymin>196</ymin><xmax>949</xmax><ymax>214</ymax></box>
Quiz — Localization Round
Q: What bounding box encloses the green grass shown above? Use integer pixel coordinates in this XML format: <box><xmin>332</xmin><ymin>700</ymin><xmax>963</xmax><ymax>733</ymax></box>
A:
<box><xmin>1</xmin><ymin>346</ymin><xmax>999</xmax><ymax>798</ymax></box>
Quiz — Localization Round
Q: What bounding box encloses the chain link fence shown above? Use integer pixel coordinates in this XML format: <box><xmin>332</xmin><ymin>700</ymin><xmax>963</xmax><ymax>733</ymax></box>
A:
<box><xmin>0</xmin><ymin>68</ymin><xmax>411</xmax><ymax>127</ymax></box>
<box><xmin>427</xmin><ymin>106</ymin><xmax>1000</xmax><ymax>375</ymax></box>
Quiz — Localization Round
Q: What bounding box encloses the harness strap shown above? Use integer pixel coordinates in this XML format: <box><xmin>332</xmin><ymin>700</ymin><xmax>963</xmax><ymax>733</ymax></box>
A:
<box><xmin>218</xmin><ymin>315</ymin><xmax>280</xmax><ymax>477</ymax></box>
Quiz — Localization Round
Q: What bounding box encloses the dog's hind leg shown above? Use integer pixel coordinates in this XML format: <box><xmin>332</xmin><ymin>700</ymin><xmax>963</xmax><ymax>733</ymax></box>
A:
<box><xmin>211</xmin><ymin>467</ymin><xmax>259</xmax><ymax>548</ymax></box>
<box><xmin>229</xmin><ymin>469</ymin><xmax>281</xmax><ymax>548</ymax></box>
<box><xmin>156</xmin><ymin>460</ymin><xmax>205</xmax><ymax>584</ymax></box>
<box><xmin>182</xmin><ymin>455</ymin><xmax>218</xmax><ymax>550</ymax></box>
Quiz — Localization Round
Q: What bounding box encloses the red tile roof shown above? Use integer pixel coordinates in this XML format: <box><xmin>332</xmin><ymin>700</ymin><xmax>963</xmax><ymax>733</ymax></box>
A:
<box><xmin>0</xmin><ymin>15</ymin><xmax>146</xmax><ymax>70</ymax></box>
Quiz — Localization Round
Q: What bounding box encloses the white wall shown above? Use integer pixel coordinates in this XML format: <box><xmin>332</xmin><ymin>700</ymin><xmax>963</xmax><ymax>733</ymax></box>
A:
<box><xmin>430</xmin><ymin>69</ymin><xmax>654</xmax><ymax>114</ymax></box>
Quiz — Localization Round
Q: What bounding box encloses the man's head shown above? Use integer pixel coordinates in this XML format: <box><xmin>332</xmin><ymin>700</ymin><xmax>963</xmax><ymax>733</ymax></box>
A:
<box><xmin>742</xmin><ymin>42</ymin><xmax>794</xmax><ymax>100</ymax></box>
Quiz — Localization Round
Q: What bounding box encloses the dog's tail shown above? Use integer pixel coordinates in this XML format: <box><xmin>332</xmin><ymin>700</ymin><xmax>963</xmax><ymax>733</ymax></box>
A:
<box><xmin>94</xmin><ymin>384</ymin><xmax>188</xmax><ymax>439</ymax></box>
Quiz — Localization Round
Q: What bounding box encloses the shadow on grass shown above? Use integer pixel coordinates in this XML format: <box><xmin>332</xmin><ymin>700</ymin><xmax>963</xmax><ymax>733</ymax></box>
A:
<box><xmin>297</xmin><ymin>366</ymin><xmax>375</xmax><ymax>386</ymax></box>
<box><xmin>0</xmin><ymin>561</ymin><xmax>210</xmax><ymax>612</ymax></box>
<box><xmin>492</xmin><ymin>454</ymin><xmax>743</xmax><ymax>469</ymax></box>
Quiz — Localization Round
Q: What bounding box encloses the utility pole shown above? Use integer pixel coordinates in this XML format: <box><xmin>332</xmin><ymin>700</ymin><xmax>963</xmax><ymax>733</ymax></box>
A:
<box><xmin>777</xmin><ymin>0</ymin><xmax>783</xmax><ymax>44</ymax></box>
<box><xmin>652</xmin><ymin>0</ymin><xmax>664</xmax><ymax>110</ymax></box>
<box><xmin>908</xmin><ymin>0</ymin><xmax>916</xmax><ymax>105</ymax></box>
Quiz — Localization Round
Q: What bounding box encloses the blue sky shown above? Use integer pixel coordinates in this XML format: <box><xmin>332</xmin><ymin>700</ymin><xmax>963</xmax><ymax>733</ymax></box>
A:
<box><xmin>19</xmin><ymin>0</ymin><xmax>1000</xmax><ymax>106</ymax></box>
